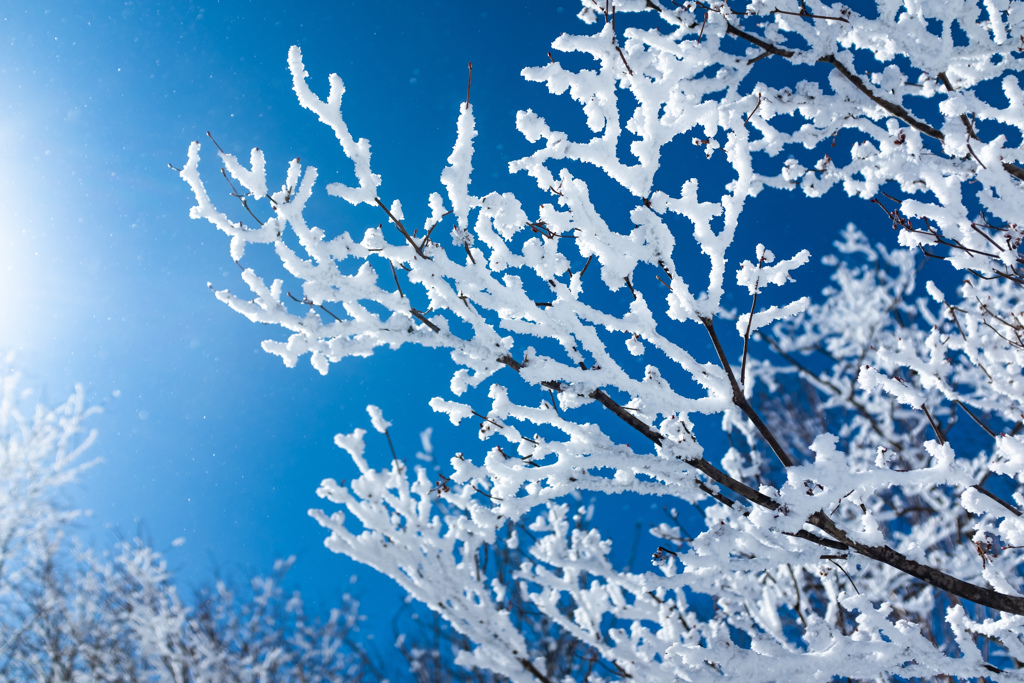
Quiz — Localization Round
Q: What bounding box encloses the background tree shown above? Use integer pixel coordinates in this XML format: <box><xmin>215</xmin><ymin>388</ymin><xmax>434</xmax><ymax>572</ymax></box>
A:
<box><xmin>0</xmin><ymin>364</ymin><xmax>373</xmax><ymax>682</ymax></box>
<box><xmin>182</xmin><ymin>0</ymin><xmax>1024</xmax><ymax>679</ymax></box>
<box><xmin>0</xmin><ymin>361</ymin><xmax>98</xmax><ymax>678</ymax></box>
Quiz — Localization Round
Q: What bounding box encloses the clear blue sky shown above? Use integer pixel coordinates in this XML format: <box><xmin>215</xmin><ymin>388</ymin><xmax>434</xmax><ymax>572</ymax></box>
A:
<box><xmin>0</xmin><ymin>0</ymin><xmax>891</xmax><ymax>644</ymax></box>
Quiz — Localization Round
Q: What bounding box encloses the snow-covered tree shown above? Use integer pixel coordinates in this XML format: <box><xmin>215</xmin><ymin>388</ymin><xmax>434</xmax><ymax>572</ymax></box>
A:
<box><xmin>181</xmin><ymin>0</ymin><xmax>1024</xmax><ymax>678</ymax></box>
<box><xmin>0</xmin><ymin>366</ymin><xmax>368</xmax><ymax>681</ymax></box>
<box><xmin>0</xmin><ymin>361</ymin><xmax>99</xmax><ymax>655</ymax></box>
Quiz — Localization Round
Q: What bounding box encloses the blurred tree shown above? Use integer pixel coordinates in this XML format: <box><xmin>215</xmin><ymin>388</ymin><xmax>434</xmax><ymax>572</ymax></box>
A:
<box><xmin>0</xmin><ymin>368</ymin><xmax>366</xmax><ymax>682</ymax></box>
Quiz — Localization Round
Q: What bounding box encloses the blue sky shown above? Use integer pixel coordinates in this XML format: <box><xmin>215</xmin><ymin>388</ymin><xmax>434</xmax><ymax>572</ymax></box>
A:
<box><xmin>0</xmin><ymin>0</ymin><xmax>896</xmax><ymax>647</ymax></box>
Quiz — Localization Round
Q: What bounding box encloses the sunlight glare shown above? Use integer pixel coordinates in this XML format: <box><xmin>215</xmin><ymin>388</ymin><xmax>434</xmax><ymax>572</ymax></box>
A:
<box><xmin>0</xmin><ymin>147</ymin><xmax>62</xmax><ymax>353</ymax></box>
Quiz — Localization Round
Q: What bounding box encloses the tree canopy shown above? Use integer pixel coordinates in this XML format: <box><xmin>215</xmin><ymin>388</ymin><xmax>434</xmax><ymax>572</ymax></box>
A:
<box><xmin>182</xmin><ymin>0</ymin><xmax>1024</xmax><ymax>679</ymax></box>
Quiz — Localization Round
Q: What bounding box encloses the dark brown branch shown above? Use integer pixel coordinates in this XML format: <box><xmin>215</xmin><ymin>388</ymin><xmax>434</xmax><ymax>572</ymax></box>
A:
<box><xmin>579</xmin><ymin>255</ymin><xmax>594</xmax><ymax>278</ymax></box>
<box><xmin>1002</xmin><ymin>159</ymin><xmax>1024</xmax><ymax>182</ymax></box>
<box><xmin>955</xmin><ymin>400</ymin><xmax>997</xmax><ymax>438</ymax></box>
<box><xmin>770</xmin><ymin>8</ymin><xmax>849</xmax><ymax>22</ymax></box>
<box><xmin>828</xmin><ymin>558</ymin><xmax>861</xmax><ymax>594</ymax></box>
<box><xmin>498</xmin><ymin>354</ymin><xmax>525</xmax><ymax>372</ymax></box>
<box><xmin>969</xmin><ymin>219</ymin><xmax>1009</xmax><ymax>254</ymax></box>
<box><xmin>220</xmin><ymin>168</ymin><xmax>266</xmax><ymax>227</ymax></box>
<box><xmin>495</xmin><ymin>344</ymin><xmax>1024</xmax><ymax>615</ymax></box>
<box><xmin>389</xmin><ymin>261</ymin><xmax>405</xmax><ymax>299</ymax></box>
<box><xmin>808</xmin><ymin>512</ymin><xmax>1024</xmax><ymax>615</ymax></box>
<box><xmin>747</xmin><ymin>50</ymin><xmax>772</xmax><ymax>65</ymax></box>
<box><xmin>589</xmin><ymin>389</ymin><xmax>663</xmax><ymax>446</ymax></box>
<box><xmin>548</xmin><ymin>389</ymin><xmax>562</xmax><ymax>417</ymax></box>
<box><xmin>723</xmin><ymin>23</ymin><xmax>1024</xmax><ymax>181</ymax></box>
<box><xmin>817</xmin><ymin>54</ymin><xmax>944</xmax><ymax>140</ymax></box>
<box><xmin>420</xmin><ymin>210</ymin><xmax>452</xmax><ymax>251</ymax></box>
<box><xmin>383</xmin><ymin>427</ymin><xmax>399</xmax><ymax>464</ymax></box>
<box><xmin>740</xmin><ymin>287</ymin><xmax>759</xmax><ymax>386</ymax></box>
<box><xmin>410</xmin><ymin>308</ymin><xmax>440</xmax><ymax>333</ymax></box>
<box><xmin>938</xmin><ymin>71</ymin><xmax>978</xmax><ymax>140</ymax></box>
<box><xmin>783</xmin><ymin>529</ymin><xmax>849</xmax><ymax>551</ymax></box>
<box><xmin>742</xmin><ymin>93</ymin><xmax>762</xmax><ymax>127</ymax></box>
<box><xmin>472</xmin><ymin>410</ymin><xmax>504</xmax><ymax>429</ymax></box>
<box><xmin>375</xmin><ymin>198</ymin><xmax>430</xmax><ymax>260</ymax></box>
<box><xmin>696</xmin><ymin>480</ymin><xmax>736</xmax><ymax>507</ymax></box>
<box><xmin>971</xmin><ymin>484</ymin><xmax>1023</xmax><ymax>517</ymax></box>
<box><xmin>614</xmin><ymin>44</ymin><xmax>634</xmax><ymax>76</ymax></box>
<box><xmin>287</xmin><ymin>292</ymin><xmax>343</xmax><ymax>323</ymax></box>
<box><xmin>787</xmin><ymin>563</ymin><xmax>809</xmax><ymax>628</ymax></box>
<box><xmin>585</xmin><ymin>376</ymin><xmax>1024</xmax><ymax>617</ymax></box>
<box><xmin>725</xmin><ymin>22</ymin><xmax>794</xmax><ymax>58</ymax></box>
<box><xmin>921</xmin><ymin>403</ymin><xmax>946</xmax><ymax>445</ymax></box>
<box><xmin>702</xmin><ymin>318</ymin><xmax>796</xmax><ymax>467</ymax></box>
<box><xmin>587</xmin><ymin>387</ymin><xmax>780</xmax><ymax>510</ymax></box>
<box><xmin>205</xmin><ymin>130</ymin><xmax>227</xmax><ymax>155</ymax></box>
<box><xmin>723</xmin><ymin>24</ymin><xmax>944</xmax><ymax>142</ymax></box>
<box><xmin>519</xmin><ymin>657</ymin><xmax>554</xmax><ymax>683</ymax></box>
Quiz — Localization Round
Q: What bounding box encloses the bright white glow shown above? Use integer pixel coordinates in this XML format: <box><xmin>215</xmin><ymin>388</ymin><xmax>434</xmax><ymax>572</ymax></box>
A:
<box><xmin>0</xmin><ymin>140</ymin><xmax>69</xmax><ymax>353</ymax></box>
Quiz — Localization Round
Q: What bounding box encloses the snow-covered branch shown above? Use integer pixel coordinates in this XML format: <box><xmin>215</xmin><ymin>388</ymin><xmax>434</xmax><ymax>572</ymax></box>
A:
<box><xmin>184</xmin><ymin>0</ymin><xmax>1024</xmax><ymax>678</ymax></box>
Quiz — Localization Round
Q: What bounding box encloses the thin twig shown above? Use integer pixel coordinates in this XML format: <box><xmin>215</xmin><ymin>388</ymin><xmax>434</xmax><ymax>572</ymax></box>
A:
<box><xmin>421</xmin><ymin>210</ymin><xmax>451</xmax><ymax>251</ymax></box>
<box><xmin>287</xmin><ymin>292</ymin><xmax>343</xmax><ymax>323</ymax></box>
<box><xmin>548</xmin><ymin>389</ymin><xmax>561</xmax><ymax>417</ymax></box>
<box><xmin>971</xmin><ymin>485</ymin><xmax>1023</xmax><ymax>517</ymax></box>
<box><xmin>579</xmin><ymin>255</ymin><xmax>594</xmax><ymax>278</ymax></box>
<box><xmin>770</xmin><ymin>7</ymin><xmax>849</xmax><ymax>22</ymax></box>
<box><xmin>703</xmin><ymin>317</ymin><xmax>796</xmax><ymax>467</ymax></box>
<box><xmin>375</xmin><ymin>198</ymin><xmax>429</xmax><ymax>259</ymax></box>
<box><xmin>390</xmin><ymin>261</ymin><xmax>405</xmax><ymax>299</ymax></box>
<box><xmin>383</xmin><ymin>427</ymin><xmax>399</xmax><ymax>464</ymax></box>
<box><xmin>955</xmin><ymin>400</ymin><xmax>997</xmax><ymax>438</ymax></box>
<box><xmin>742</xmin><ymin>93</ymin><xmax>762</xmax><ymax>127</ymax></box>
<box><xmin>410</xmin><ymin>308</ymin><xmax>440</xmax><ymax>332</ymax></box>
<box><xmin>787</xmin><ymin>564</ymin><xmax>808</xmax><ymax>628</ymax></box>
<box><xmin>921</xmin><ymin>403</ymin><xmax>946</xmax><ymax>445</ymax></box>
<box><xmin>740</xmin><ymin>286</ymin><xmax>759</xmax><ymax>386</ymax></box>
<box><xmin>828</xmin><ymin>559</ymin><xmax>861</xmax><ymax>594</ymax></box>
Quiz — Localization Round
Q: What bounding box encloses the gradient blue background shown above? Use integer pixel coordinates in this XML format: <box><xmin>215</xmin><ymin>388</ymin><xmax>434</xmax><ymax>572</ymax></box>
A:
<box><xmin>0</xmin><ymin>0</ymin><xmax>890</xmax><ymax>654</ymax></box>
